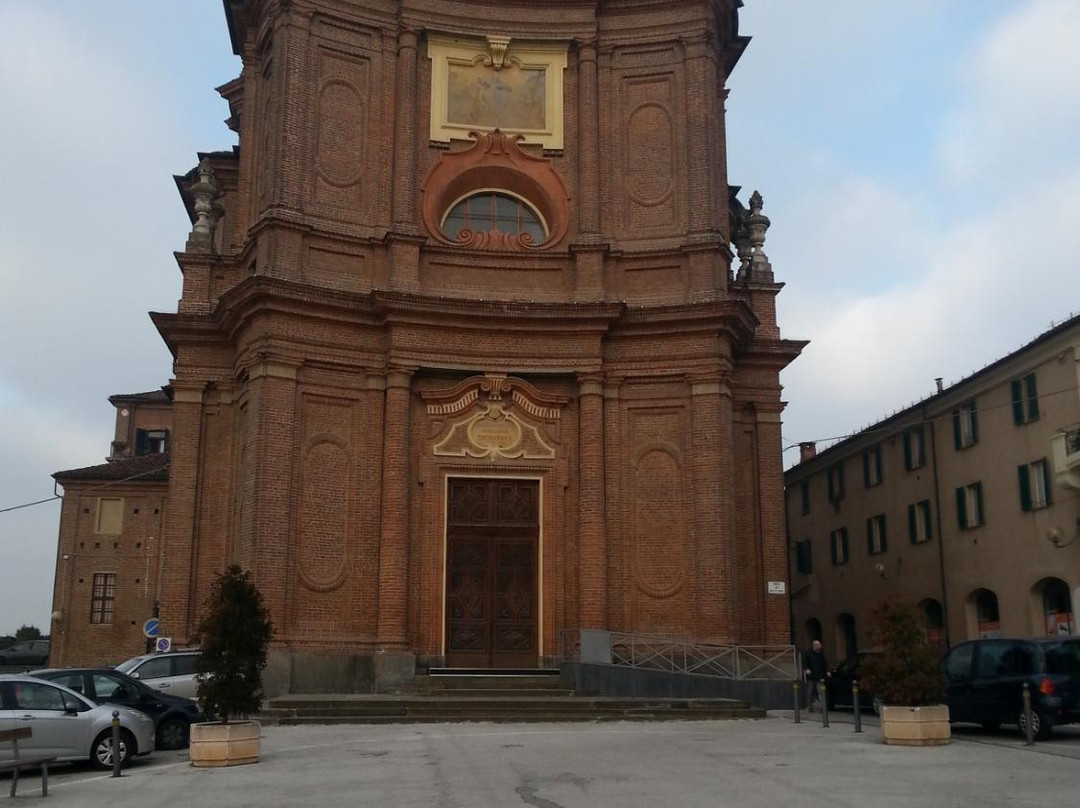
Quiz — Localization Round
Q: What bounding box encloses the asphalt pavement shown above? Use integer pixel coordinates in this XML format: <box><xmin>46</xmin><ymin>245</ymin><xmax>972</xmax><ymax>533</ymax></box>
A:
<box><xmin>4</xmin><ymin>713</ymin><xmax>1079</xmax><ymax>807</ymax></box>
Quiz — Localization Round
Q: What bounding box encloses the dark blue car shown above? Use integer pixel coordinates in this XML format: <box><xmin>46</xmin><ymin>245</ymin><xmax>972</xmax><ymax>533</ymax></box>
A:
<box><xmin>942</xmin><ymin>637</ymin><xmax>1080</xmax><ymax>739</ymax></box>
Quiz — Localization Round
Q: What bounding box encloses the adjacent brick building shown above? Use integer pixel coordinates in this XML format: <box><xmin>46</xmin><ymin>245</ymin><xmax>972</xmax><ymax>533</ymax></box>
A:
<box><xmin>51</xmin><ymin>0</ymin><xmax>803</xmax><ymax>692</ymax></box>
<box><xmin>785</xmin><ymin>315</ymin><xmax>1080</xmax><ymax>664</ymax></box>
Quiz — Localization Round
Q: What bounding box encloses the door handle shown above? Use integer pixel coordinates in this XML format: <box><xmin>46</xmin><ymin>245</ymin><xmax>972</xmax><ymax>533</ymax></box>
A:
<box><xmin>157</xmin><ymin>683</ymin><xmax>170</xmax><ymax>689</ymax></box>
<box><xmin>17</xmin><ymin>715</ymin><xmax>36</xmax><ymax>721</ymax></box>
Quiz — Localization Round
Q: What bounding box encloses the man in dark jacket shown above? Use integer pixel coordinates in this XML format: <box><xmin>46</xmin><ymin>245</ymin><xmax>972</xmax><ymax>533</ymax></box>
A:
<box><xmin>804</xmin><ymin>640</ymin><xmax>828</xmax><ymax>712</ymax></box>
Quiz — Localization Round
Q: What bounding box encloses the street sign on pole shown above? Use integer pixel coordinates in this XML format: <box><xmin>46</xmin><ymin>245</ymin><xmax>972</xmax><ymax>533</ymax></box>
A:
<box><xmin>142</xmin><ymin>619</ymin><xmax>160</xmax><ymax>639</ymax></box>
<box><xmin>155</xmin><ymin>637</ymin><xmax>172</xmax><ymax>653</ymax></box>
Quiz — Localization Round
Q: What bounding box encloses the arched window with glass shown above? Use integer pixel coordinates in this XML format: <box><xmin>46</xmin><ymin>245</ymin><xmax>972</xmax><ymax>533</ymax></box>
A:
<box><xmin>440</xmin><ymin>191</ymin><xmax>548</xmax><ymax>250</ymax></box>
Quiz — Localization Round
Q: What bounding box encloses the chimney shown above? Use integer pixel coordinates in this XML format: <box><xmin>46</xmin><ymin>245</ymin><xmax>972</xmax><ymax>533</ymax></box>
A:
<box><xmin>799</xmin><ymin>442</ymin><xmax>817</xmax><ymax>464</ymax></box>
<box><xmin>935</xmin><ymin>377</ymin><xmax>944</xmax><ymax>393</ymax></box>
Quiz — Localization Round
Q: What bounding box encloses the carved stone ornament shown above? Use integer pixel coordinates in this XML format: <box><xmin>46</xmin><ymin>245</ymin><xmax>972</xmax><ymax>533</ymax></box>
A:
<box><xmin>420</xmin><ymin>130</ymin><xmax>570</xmax><ymax>251</ymax></box>
<box><xmin>484</xmin><ymin>36</ymin><xmax>511</xmax><ymax>70</ymax></box>
<box><xmin>423</xmin><ymin>374</ymin><xmax>567</xmax><ymax>462</ymax></box>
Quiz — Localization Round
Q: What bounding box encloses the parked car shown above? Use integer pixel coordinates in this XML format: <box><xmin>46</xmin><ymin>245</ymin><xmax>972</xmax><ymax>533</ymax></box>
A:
<box><xmin>942</xmin><ymin>637</ymin><xmax>1080</xmax><ymax>739</ymax></box>
<box><xmin>826</xmin><ymin>650</ymin><xmax>881</xmax><ymax>713</ymax></box>
<box><xmin>0</xmin><ymin>639</ymin><xmax>50</xmax><ymax>667</ymax></box>
<box><xmin>30</xmin><ymin>667</ymin><xmax>204</xmax><ymax>750</ymax></box>
<box><xmin>115</xmin><ymin>650</ymin><xmax>202</xmax><ymax>700</ymax></box>
<box><xmin>0</xmin><ymin>674</ymin><xmax>155</xmax><ymax>769</ymax></box>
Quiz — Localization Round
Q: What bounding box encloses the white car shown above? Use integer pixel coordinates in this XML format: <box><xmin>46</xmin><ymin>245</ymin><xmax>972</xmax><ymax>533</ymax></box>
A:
<box><xmin>0</xmin><ymin>675</ymin><xmax>155</xmax><ymax>769</ymax></box>
<box><xmin>115</xmin><ymin>650</ymin><xmax>201</xmax><ymax>700</ymax></box>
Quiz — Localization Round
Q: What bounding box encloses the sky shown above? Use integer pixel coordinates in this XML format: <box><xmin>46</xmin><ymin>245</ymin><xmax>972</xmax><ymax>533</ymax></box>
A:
<box><xmin>1</xmin><ymin>0</ymin><xmax>1079</xmax><ymax>633</ymax></box>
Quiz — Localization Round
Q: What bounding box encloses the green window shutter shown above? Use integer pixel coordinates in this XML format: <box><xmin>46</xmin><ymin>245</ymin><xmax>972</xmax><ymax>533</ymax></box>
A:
<box><xmin>1018</xmin><ymin>465</ymin><xmax>1032</xmax><ymax>511</ymax></box>
<box><xmin>1026</xmin><ymin>374</ymin><xmax>1039</xmax><ymax>420</ymax></box>
<box><xmin>842</xmin><ymin>528</ymin><xmax>849</xmax><ymax>561</ymax></box>
<box><xmin>903</xmin><ymin>432</ymin><xmax>912</xmax><ymax>470</ymax></box>
<box><xmin>1011</xmin><ymin>380</ymin><xmax>1024</xmax><ymax>425</ymax></box>
<box><xmin>956</xmin><ymin>487</ymin><xmax>967</xmax><ymax>529</ymax></box>
<box><xmin>866</xmin><ymin>518</ymin><xmax>873</xmax><ymax>554</ymax></box>
<box><xmin>134</xmin><ymin>429</ymin><xmax>148</xmax><ymax>455</ymax></box>
<box><xmin>1042</xmin><ymin>460</ymin><xmax>1052</xmax><ymax>506</ymax></box>
<box><xmin>880</xmin><ymin>515</ymin><xmax>887</xmax><ymax>552</ymax></box>
<box><xmin>952</xmin><ymin>411</ymin><xmax>961</xmax><ymax>450</ymax></box>
<box><xmin>876</xmin><ymin>449</ymin><xmax>883</xmax><ymax>483</ymax></box>
<box><xmin>830</xmin><ymin>533</ymin><xmax>837</xmax><ymax>564</ymax></box>
<box><xmin>975</xmin><ymin>483</ymin><xmax>984</xmax><ymax>524</ymax></box>
<box><xmin>908</xmin><ymin>503</ymin><xmax>917</xmax><ymax>543</ymax></box>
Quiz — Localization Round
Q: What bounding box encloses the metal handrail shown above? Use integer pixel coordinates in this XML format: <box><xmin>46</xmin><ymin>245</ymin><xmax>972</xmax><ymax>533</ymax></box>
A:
<box><xmin>556</xmin><ymin>629</ymin><xmax>796</xmax><ymax>681</ymax></box>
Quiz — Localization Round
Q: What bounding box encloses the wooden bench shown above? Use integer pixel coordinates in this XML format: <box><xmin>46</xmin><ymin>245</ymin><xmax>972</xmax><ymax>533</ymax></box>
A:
<box><xmin>0</xmin><ymin>727</ymin><xmax>56</xmax><ymax>797</ymax></box>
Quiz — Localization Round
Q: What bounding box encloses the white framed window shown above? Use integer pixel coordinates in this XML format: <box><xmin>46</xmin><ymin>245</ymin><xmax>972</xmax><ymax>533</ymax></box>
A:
<box><xmin>866</xmin><ymin>514</ymin><xmax>887</xmax><ymax>555</ymax></box>
<box><xmin>863</xmin><ymin>446</ymin><xmax>883</xmax><ymax>487</ymax></box>
<box><xmin>956</xmin><ymin>482</ymin><xmax>984</xmax><ymax>529</ymax></box>
<box><xmin>904</xmin><ymin>426</ymin><xmax>925</xmax><ymax>470</ymax></box>
<box><xmin>954</xmin><ymin>401</ymin><xmax>978</xmax><ymax>450</ymax></box>
<box><xmin>909</xmin><ymin>500</ymin><xmax>932</xmax><ymax>544</ymax></box>
<box><xmin>830</xmin><ymin>528</ymin><xmax>849</xmax><ymax>565</ymax></box>
<box><xmin>1018</xmin><ymin>459</ymin><xmax>1051</xmax><ymax>511</ymax></box>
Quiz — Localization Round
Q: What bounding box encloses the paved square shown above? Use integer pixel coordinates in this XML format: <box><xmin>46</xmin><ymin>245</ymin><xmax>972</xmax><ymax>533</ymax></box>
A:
<box><xmin>12</xmin><ymin>715</ymin><xmax>1079</xmax><ymax>807</ymax></box>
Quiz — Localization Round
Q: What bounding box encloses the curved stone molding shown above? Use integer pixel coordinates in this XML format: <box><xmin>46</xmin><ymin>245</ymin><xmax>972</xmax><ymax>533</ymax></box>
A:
<box><xmin>626</xmin><ymin>101</ymin><xmax>675</xmax><ymax>208</ymax></box>
<box><xmin>631</xmin><ymin>443</ymin><xmax>688</xmax><ymax>599</ymax></box>
<box><xmin>420</xmin><ymin>131</ymin><xmax>570</xmax><ymax>251</ymax></box>
<box><xmin>315</xmin><ymin>79</ymin><xmax>366</xmax><ymax>188</ymax></box>
<box><xmin>297</xmin><ymin>434</ymin><xmax>350</xmax><ymax>592</ymax></box>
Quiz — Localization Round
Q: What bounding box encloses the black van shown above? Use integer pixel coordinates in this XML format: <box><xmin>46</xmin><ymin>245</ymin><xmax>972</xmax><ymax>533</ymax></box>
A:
<box><xmin>942</xmin><ymin>637</ymin><xmax>1080</xmax><ymax>739</ymax></box>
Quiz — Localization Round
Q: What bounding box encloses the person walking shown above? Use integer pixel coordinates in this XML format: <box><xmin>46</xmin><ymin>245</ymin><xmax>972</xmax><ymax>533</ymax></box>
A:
<box><xmin>804</xmin><ymin>639</ymin><xmax>828</xmax><ymax>712</ymax></box>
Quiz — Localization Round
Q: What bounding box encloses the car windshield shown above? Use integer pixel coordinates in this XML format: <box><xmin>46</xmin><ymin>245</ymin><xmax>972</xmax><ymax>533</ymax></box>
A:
<box><xmin>115</xmin><ymin>658</ymin><xmax>143</xmax><ymax>674</ymax></box>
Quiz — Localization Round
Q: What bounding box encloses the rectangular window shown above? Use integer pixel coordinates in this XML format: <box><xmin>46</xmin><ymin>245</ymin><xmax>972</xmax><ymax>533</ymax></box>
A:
<box><xmin>134</xmin><ymin>429</ymin><xmax>169</xmax><ymax>455</ymax></box>
<box><xmin>903</xmin><ymin>426</ymin><xmax>926</xmax><ymax>470</ymax></box>
<box><xmin>953</xmin><ymin>400</ymin><xmax>978</xmax><ymax>450</ymax></box>
<box><xmin>800</xmin><ymin>481</ymin><xmax>810</xmax><ymax>515</ymax></box>
<box><xmin>830</xmin><ymin>528</ymin><xmax>849</xmax><ymax>565</ymax></box>
<box><xmin>827</xmin><ymin>464</ymin><xmax>845</xmax><ymax>503</ymax></box>
<box><xmin>90</xmin><ymin>573</ymin><xmax>116</xmax><ymax>624</ymax></box>
<box><xmin>863</xmin><ymin>446</ymin><xmax>883</xmax><ymax>487</ymax></box>
<box><xmin>1011</xmin><ymin>374</ymin><xmax>1040</xmax><ymax>425</ymax></box>
<box><xmin>1018</xmin><ymin>459</ymin><xmax>1052</xmax><ymax>511</ymax></box>
<box><xmin>866</xmin><ymin>514</ymin><xmax>887</xmax><ymax>555</ymax></box>
<box><xmin>956</xmin><ymin>482</ymin><xmax>985</xmax><ymax>529</ymax></box>
<box><xmin>909</xmin><ymin>499</ymin><xmax>933</xmax><ymax>544</ymax></box>
<box><xmin>795</xmin><ymin>540</ymin><xmax>813</xmax><ymax>575</ymax></box>
<box><xmin>95</xmin><ymin>498</ymin><xmax>124</xmax><ymax>535</ymax></box>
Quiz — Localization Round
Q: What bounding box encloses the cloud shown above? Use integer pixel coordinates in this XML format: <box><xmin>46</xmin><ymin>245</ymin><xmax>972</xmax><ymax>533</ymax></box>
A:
<box><xmin>936</xmin><ymin>0</ymin><xmax>1080</xmax><ymax>190</ymax></box>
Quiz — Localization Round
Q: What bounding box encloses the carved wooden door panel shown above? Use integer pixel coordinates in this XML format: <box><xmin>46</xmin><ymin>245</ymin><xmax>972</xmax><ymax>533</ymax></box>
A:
<box><xmin>446</xmin><ymin>478</ymin><xmax>538</xmax><ymax>668</ymax></box>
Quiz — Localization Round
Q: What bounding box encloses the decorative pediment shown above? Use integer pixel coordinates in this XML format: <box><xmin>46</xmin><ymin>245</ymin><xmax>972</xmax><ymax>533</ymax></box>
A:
<box><xmin>422</xmin><ymin>374</ymin><xmax>567</xmax><ymax>462</ymax></box>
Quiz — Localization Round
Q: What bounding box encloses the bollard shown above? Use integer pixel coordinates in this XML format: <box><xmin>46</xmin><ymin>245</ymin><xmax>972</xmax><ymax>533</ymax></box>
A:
<box><xmin>793</xmin><ymin>680</ymin><xmax>801</xmax><ymax>724</ymax></box>
<box><xmin>1022</xmin><ymin>683</ymin><xmax>1034</xmax><ymax>746</ymax></box>
<box><xmin>819</xmin><ymin>681</ymin><xmax>829</xmax><ymax>728</ymax></box>
<box><xmin>852</xmin><ymin>680</ymin><xmax>862</xmax><ymax>733</ymax></box>
<box><xmin>111</xmin><ymin>710</ymin><xmax>122</xmax><ymax>777</ymax></box>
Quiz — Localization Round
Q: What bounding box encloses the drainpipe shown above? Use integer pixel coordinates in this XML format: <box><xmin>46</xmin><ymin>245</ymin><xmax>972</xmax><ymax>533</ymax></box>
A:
<box><xmin>927</xmin><ymin>410</ymin><xmax>951</xmax><ymax>648</ymax></box>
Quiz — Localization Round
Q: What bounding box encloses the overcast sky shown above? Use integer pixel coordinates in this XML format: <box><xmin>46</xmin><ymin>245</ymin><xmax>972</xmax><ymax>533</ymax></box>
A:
<box><xmin>2</xmin><ymin>1</ymin><xmax>1078</xmax><ymax>633</ymax></box>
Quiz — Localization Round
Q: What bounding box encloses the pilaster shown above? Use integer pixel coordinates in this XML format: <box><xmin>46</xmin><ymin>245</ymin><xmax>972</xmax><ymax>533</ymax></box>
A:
<box><xmin>578</xmin><ymin>374</ymin><xmax>607</xmax><ymax>629</ymax></box>
<box><xmin>376</xmin><ymin>368</ymin><xmax>414</xmax><ymax>649</ymax></box>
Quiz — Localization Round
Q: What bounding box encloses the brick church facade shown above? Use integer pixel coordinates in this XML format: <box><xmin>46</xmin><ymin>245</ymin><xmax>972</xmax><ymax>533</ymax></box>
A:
<box><xmin>51</xmin><ymin>0</ymin><xmax>802</xmax><ymax>692</ymax></box>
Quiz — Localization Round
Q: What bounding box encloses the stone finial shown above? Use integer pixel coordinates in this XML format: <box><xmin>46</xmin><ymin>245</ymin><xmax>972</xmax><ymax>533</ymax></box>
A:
<box><xmin>188</xmin><ymin>158</ymin><xmax>222</xmax><ymax>250</ymax></box>
<box><xmin>746</xmin><ymin>190</ymin><xmax>773</xmax><ymax>282</ymax></box>
<box><xmin>485</xmin><ymin>36</ymin><xmax>511</xmax><ymax>70</ymax></box>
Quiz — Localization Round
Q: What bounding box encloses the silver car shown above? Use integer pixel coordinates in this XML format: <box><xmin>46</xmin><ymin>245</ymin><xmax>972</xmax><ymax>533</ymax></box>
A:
<box><xmin>115</xmin><ymin>650</ymin><xmax>201</xmax><ymax>700</ymax></box>
<box><xmin>0</xmin><ymin>675</ymin><xmax>155</xmax><ymax>769</ymax></box>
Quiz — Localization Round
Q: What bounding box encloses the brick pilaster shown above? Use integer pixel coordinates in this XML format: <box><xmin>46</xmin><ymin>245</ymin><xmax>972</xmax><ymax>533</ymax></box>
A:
<box><xmin>578</xmin><ymin>375</ymin><xmax>607</xmax><ymax>629</ymax></box>
<box><xmin>377</xmin><ymin>369</ymin><xmax>413</xmax><ymax>648</ymax></box>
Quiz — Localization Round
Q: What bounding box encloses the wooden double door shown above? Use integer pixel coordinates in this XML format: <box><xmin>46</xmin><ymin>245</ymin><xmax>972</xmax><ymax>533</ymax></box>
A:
<box><xmin>445</xmin><ymin>478</ymin><xmax>539</xmax><ymax>668</ymax></box>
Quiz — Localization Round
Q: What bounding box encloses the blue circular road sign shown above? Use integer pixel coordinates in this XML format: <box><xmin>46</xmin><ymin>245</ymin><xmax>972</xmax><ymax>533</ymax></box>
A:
<box><xmin>142</xmin><ymin>618</ymin><xmax>160</xmax><ymax>638</ymax></box>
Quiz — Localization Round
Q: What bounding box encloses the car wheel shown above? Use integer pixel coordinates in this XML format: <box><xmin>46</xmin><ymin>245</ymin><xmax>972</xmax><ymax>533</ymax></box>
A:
<box><xmin>91</xmin><ymin>729</ymin><xmax>135</xmax><ymax>770</ymax></box>
<box><xmin>157</xmin><ymin>717</ymin><xmax>190</xmax><ymax>750</ymax></box>
<box><xmin>1017</xmin><ymin>709</ymin><xmax>1052</xmax><ymax>741</ymax></box>
<box><xmin>980</xmin><ymin>721</ymin><xmax>1001</xmax><ymax>732</ymax></box>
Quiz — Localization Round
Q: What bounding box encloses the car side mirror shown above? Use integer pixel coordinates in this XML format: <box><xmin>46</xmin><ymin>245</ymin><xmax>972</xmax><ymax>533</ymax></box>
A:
<box><xmin>130</xmin><ymin>672</ymin><xmax>140</xmax><ymax>679</ymax></box>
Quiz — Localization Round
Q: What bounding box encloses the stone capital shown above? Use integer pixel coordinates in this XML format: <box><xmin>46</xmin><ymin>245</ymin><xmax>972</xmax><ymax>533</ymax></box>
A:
<box><xmin>170</xmin><ymin>381</ymin><xmax>207</xmax><ymax>404</ymax></box>
<box><xmin>384</xmin><ymin>368</ymin><xmax>415</xmax><ymax>390</ymax></box>
<box><xmin>248</xmin><ymin>360</ymin><xmax>299</xmax><ymax>382</ymax></box>
<box><xmin>577</xmin><ymin>375</ymin><xmax>605</xmax><ymax>397</ymax></box>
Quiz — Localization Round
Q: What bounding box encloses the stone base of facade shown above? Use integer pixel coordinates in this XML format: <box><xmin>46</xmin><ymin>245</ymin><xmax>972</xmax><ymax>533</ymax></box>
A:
<box><xmin>263</xmin><ymin>649</ymin><xmax>417</xmax><ymax>697</ymax></box>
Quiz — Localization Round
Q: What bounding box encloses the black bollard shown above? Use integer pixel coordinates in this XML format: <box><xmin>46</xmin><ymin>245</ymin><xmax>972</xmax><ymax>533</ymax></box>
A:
<box><xmin>111</xmin><ymin>711</ymin><xmax>122</xmax><ymax>777</ymax></box>
<box><xmin>819</xmin><ymin>681</ymin><xmax>829</xmax><ymax>728</ymax></box>
<box><xmin>1022</xmin><ymin>683</ymin><xmax>1034</xmax><ymax>746</ymax></box>
<box><xmin>793</xmin><ymin>680</ymin><xmax>801</xmax><ymax>724</ymax></box>
<box><xmin>852</xmin><ymin>680</ymin><xmax>862</xmax><ymax>733</ymax></box>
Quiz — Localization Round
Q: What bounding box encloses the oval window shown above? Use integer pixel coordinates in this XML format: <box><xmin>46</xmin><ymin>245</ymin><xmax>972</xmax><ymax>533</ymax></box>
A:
<box><xmin>441</xmin><ymin>191</ymin><xmax>548</xmax><ymax>248</ymax></box>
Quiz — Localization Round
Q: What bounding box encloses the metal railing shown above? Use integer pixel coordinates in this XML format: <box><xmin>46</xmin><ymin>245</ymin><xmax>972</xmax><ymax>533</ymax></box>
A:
<box><xmin>556</xmin><ymin>629</ymin><xmax>797</xmax><ymax>681</ymax></box>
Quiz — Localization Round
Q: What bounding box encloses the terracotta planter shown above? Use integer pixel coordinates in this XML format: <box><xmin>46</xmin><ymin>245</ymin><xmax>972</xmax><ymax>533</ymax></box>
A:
<box><xmin>189</xmin><ymin>720</ymin><xmax>261</xmax><ymax>767</ymax></box>
<box><xmin>879</xmin><ymin>704</ymin><xmax>950</xmax><ymax>746</ymax></box>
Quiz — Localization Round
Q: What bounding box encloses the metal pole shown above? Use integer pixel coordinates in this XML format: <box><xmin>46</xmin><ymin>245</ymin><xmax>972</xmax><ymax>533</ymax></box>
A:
<box><xmin>819</xmin><ymin>681</ymin><xmax>829</xmax><ymax>728</ymax></box>
<box><xmin>1022</xmin><ymin>683</ymin><xmax>1034</xmax><ymax>746</ymax></box>
<box><xmin>852</xmin><ymin>680</ymin><xmax>862</xmax><ymax>733</ymax></box>
<box><xmin>111</xmin><ymin>710</ymin><xmax>122</xmax><ymax>777</ymax></box>
<box><xmin>793</xmin><ymin>680</ymin><xmax>801</xmax><ymax>724</ymax></box>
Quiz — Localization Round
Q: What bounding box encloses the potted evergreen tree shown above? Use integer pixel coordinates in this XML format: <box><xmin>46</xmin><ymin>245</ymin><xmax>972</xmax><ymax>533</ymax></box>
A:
<box><xmin>188</xmin><ymin>565</ymin><xmax>274</xmax><ymax>767</ymax></box>
<box><xmin>858</xmin><ymin>597</ymin><xmax>950</xmax><ymax>746</ymax></box>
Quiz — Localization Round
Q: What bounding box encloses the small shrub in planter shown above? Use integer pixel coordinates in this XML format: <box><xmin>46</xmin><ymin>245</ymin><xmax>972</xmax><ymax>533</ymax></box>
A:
<box><xmin>189</xmin><ymin>565</ymin><xmax>273</xmax><ymax>766</ymax></box>
<box><xmin>859</xmin><ymin>598</ymin><xmax>949</xmax><ymax>745</ymax></box>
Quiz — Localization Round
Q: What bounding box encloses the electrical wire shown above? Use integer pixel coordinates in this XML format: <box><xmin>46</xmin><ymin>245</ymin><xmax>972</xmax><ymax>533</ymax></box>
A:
<box><xmin>0</xmin><ymin>463</ymin><xmax>170</xmax><ymax>516</ymax></box>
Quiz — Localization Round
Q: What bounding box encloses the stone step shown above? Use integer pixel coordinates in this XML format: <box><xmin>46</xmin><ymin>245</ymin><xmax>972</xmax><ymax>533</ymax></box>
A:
<box><xmin>269</xmin><ymin>709</ymin><xmax>763</xmax><ymax>725</ymax></box>
<box><xmin>411</xmin><ymin>675</ymin><xmax>568</xmax><ymax>691</ymax></box>
<box><xmin>408</xmin><ymin>688</ymin><xmax>575</xmax><ymax>698</ymax></box>
<box><xmin>268</xmin><ymin>696</ymin><xmax>751</xmax><ymax>711</ymax></box>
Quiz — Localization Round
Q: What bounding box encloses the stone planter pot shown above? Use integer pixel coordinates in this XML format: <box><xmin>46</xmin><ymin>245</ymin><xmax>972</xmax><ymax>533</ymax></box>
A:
<box><xmin>189</xmin><ymin>720</ymin><xmax>261</xmax><ymax>767</ymax></box>
<box><xmin>879</xmin><ymin>704</ymin><xmax>950</xmax><ymax>746</ymax></box>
